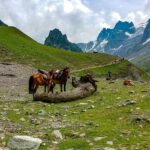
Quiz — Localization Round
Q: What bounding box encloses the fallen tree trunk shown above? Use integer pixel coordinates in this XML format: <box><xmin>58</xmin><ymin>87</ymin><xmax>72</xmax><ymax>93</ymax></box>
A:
<box><xmin>33</xmin><ymin>82</ymin><xmax>96</xmax><ymax>103</ymax></box>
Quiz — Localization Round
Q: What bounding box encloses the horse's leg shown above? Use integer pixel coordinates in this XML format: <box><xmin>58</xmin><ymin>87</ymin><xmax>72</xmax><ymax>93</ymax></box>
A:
<box><xmin>51</xmin><ymin>83</ymin><xmax>55</xmax><ymax>93</ymax></box>
<box><xmin>64</xmin><ymin>83</ymin><xmax>66</xmax><ymax>91</ymax></box>
<box><xmin>60</xmin><ymin>84</ymin><xmax>63</xmax><ymax>92</ymax></box>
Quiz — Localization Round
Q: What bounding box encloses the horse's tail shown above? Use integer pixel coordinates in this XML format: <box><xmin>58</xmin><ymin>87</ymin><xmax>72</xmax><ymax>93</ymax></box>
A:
<box><xmin>29</xmin><ymin>76</ymin><xmax>35</xmax><ymax>94</ymax></box>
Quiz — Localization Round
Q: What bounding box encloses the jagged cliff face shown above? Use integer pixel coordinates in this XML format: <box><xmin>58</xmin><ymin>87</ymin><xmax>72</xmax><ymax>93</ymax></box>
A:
<box><xmin>141</xmin><ymin>19</ymin><xmax>150</xmax><ymax>43</ymax></box>
<box><xmin>78</xmin><ymin>21</ymin><xmax>136</xmax><ymax>54</ymax></box>
<box><xmin>44</xmin><ymin>28</ymin><xmax>82</xmax><ymax>52</ymax></box>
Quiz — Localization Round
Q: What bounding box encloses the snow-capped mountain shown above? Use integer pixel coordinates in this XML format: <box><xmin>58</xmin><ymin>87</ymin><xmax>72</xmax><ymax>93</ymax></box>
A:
<box><xmin>77</xmin><ymin>21</ymin><xmax>136</xmax><ymax>54</ymax></box>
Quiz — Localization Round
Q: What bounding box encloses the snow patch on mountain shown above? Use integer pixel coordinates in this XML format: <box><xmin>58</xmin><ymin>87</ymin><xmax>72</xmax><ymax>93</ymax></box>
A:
<box><xmin>100</xmin><ymin>40</ymin><xmax>108</xmax><ymax>48</ymax></box>
<box><xmin>142</xmin><ymin>38</ymin><xmax>150</xmax><ymax>45</ymax></box>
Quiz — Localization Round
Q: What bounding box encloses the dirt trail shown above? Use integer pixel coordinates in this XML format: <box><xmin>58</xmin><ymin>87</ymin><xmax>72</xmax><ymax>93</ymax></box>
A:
<box><xmin>71</xmin><ymin>60</ymin><xmax>120</xmax><ymax>73</ymax></box>
<box><xmin>0</xmin><ymin>62</ymin><xmax>36</xmax><ymax>101</ymax></box>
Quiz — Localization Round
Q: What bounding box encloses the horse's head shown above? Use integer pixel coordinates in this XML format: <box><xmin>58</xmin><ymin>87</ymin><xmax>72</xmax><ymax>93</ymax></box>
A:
<box><xmin>63</xmin><ymin>67</ymin><xmax>70</xmax><ymax>75</ymax></box>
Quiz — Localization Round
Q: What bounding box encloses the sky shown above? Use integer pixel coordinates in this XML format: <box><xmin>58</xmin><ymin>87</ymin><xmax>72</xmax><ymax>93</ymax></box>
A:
<box><xmin>0</xmin><ymin>0</ymin><xmax>150</xmax><ymax>43</ymax></box>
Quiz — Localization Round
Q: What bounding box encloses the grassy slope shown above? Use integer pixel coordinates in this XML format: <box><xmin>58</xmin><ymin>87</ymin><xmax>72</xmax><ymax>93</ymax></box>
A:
<box><xmin>132</xmin><ymin>53</ymin><xmax>150</xmax><ymax>74</ymax></box>
<box><xmin>0</xmin><ymin>26</ymin><xmax>116</xmax><ymax>70</ymax></box>
<box><xmin>74</xmin><ymin>60</ymin><xmax>149</xmax><ymax>81</ymax></box>
<box><xmin>1</xmin><ymin>79</ymin><xmax>150</xmax><ymax>149</ymax></box>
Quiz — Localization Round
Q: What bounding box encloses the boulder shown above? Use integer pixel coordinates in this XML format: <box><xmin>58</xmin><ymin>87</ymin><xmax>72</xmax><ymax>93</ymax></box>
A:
<box><xmin>7</xmin><ymin>135</ymin><xmax>42</xmax><ymax>150</ymax></box>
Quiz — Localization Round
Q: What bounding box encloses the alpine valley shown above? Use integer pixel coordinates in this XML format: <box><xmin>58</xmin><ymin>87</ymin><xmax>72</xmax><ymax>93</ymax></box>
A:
<box><xmin>77</xmin><ymin>19</ymin><xmax>150</xmax><ymax>73</ymax></box>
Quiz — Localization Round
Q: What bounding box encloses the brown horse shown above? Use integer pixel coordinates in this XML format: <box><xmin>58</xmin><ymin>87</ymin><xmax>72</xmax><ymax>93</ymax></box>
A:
<box><xmin>51</xmin><ymin>67</ymin><xmax>70</xmax><ymax>92</ymax></box>
<box><xmin>29</xmin><ymin>69</ymin><xmax>54</xmax><ymax>95</ymax></box>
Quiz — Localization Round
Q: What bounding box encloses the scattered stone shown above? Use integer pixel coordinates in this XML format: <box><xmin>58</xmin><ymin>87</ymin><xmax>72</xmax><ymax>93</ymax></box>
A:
<box><xmin>136</xmin><ymin>107</ymin><xmax>140</xmax><ymax>110</ymax></box>
<box><xmin>116</xmin><ymin>97</ymin><xmax>121</xmax><ymax>100</ymax></box>
<box><xmin>118</xmin><ymin>100</ymin><xmax>136</xmax><ymax>107</ymax></box>
<box><xmin>20</xmin><ymin>118</ymin><xmax>26</xmax><ymax>122</ymax></box>
<box><xmin>103</xmin><ymin>147</ymin><xmax>116</xmax><ymax>150</ymax></box>
<box><xmin>81</xmin><ymin>109</ymin><xmax>87</xmax><ymax>112</ymax></box>
<box><xmin>79</xmin><ymin>133</ymin><xmax>86</xmax><ymax>138</ymax></box>
<box><xmin>89</xmin><ymin>143</ymin><xmax>93</xmax><ymax>146</ymax></box>
<box><xmin>67</xmin><ymin>148</ymin><xmax>74</xmax><ymax>150</ymax></box>
<box><xmin>62</xmin><ymin>106</ymin><xmax>70</xmax><ymax>110</ymax></box>
<box><xmin>129</xmin><ymin>91</ymin><xmax>135</xmax><ymax>94</ymax></box>
<box><xmin>87</xmin><ymin>100</ymin><xmax>94</xmax><ymax>103</ymax></box>
<box><xmin>107</xmin><ymin>141</ymin><xmax>113</xmax><ymax>145</ymax></box>
<box><xmin>38</xmin><ymin>109</ymin><xmax>46</xmax><ymax>115</ymax></box>
<box><xmin>78</xmin><ymin>103</ymin><xmax>88</xmax><ymax>106</ymax></box>
<box><xmin>51</xmin><ymin>122</ymin><xmax>65</xmax><ymax>129</ymax></box>
<box><xmin>87</xmin><ymin>105</ymin><xmax>95</xmax><ymax>109</ymax></box>
<box><xmin>7</xmin><ymin>135</ymin><xmax>42</xmax><ymax>150</ymax></box>
<box><xmin>72</xmin><ymin>112</ymin><xmax>78</xmax><ymax>114</ymax></box>
<box><xmin>106</xmin><ymin>106</ymin><xmax>112</xmax><ymax>109</ymax></box>
<box><xmin>52</xmin><ymin>130</ymin><xmax>63</xmax><ymax>140</ymax></box>
<box><xmin>133</xmin><ymin>115</ymin><xmax>150</xmax><ymax>124</ymax></box>
<box><xmin>94</xmin><ymin>136</ymin><xmax>106</xmax><ymax>141</ymax></box>
<box><xmin>52</xmin><ymin>141</ymin><xmax>58</xmax><ymax>144</ymax></box>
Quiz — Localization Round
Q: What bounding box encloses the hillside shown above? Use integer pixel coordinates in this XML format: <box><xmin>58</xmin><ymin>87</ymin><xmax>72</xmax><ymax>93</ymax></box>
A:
<box><xmin>0</xmin><ymin>26</ymin><xmax>117</xmax><ymax>70</ymax></box>
<box><xmin>0</xmin><ymin>26</ymin><xmax>149</xmax><ymax>150</ymax></box>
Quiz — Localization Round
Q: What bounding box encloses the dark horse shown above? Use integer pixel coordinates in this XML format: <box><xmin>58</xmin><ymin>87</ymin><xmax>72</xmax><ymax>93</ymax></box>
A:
<box><xmin>29</xmin><ymin>69</ymin><xmax>54</xmax><ymax>95</ymax></box>
<box><xmin>51</xmin><ymin>67</ymin><xmax>70</xmax><ymax>92</ymax></box>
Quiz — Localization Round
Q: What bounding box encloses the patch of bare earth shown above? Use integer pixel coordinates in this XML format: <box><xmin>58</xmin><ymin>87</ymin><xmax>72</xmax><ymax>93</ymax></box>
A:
<box><xmin>0</xmin><ymin>62</ymin><xmax>36</xmax><ymax>101</ymax></box>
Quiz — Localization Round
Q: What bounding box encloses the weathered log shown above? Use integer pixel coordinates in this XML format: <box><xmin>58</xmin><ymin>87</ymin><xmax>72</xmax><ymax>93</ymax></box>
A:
<box><xmin>33</xmin><ymin>82</ymin><xmax>96</xmax><ymax>103</ymax></box>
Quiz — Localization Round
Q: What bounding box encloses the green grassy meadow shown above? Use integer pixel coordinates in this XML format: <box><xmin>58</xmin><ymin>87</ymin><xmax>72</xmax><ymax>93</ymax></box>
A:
<box><xmin>0</xmin><ymin>79</ymin><xmax>149</xmax><ymax>149</ymax></box>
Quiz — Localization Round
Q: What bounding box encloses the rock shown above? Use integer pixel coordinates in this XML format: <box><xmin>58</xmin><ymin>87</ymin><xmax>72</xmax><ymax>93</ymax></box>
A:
<box><xmin>52</xmin><ymin>130</ymin><xmax>63</xmax><ymax>140</ymax></box>
<box><xmin>38</xmin><ymin>109</ymin><xmax>46</xmax><ymax>115</ymax></box>
<box><xmin>118</xmin><ymin>100</ymin><xmax>136</xmax><ymax>107</ymax></box>
<box><xmin>88</xmin><ymin>105</ymin><xmax>95</xmax><ymax>109</ymax></box>
<box><xmin>133</xmin><ymin>115</ymin><xmax>150</xmax><ymax>124</ymax></box>
<box><xmin>62</xmin><ymin>106</ymin><xmax>70</xmax><ymax>110</ymax></box>
<box><xmin>81</xmin><ymin>109</ymin><xmax>87</xmax><ymax>112</ymax></box>
<box><xmin>129</xmin><ymin>90</ymin><xmax>135</xmax><ymax>94</ymax></box>
<box><xmin>20</xmin><ymin>118</ymin><xmax>26</xmax><ymax>122</ymax></box>
<box><xmin>94</xmin><ymin>136</ymin><xmax>106</xmax><ymax>141</ymax></box>
<box><xmin>52</xmin><ymin>141</ymin><xmax>58</xmax><ymax>144</ymax></box>
<box><xmin>107</xmin><ymin>141</ymin><xmax>113</xmax><ymax>145</ymax></box>
<box><xmin>103</xmin><ymin>147</ymin><xmax>116</xmax><ymax>150</ymax></box>
<box><xmin>87</xmin><ymin>100</ymin><xmax>94</xmax><ymax>103</ymax></box>
<box><xmin>79</xmin><ymin>133</ymin><xmax>86</xmax><ymax>138</ymax></box>
<box><xmin>89</xmin><ymin>143</ymin><xmax>93</xmax><ymax>146</ymax></box>
<box><xmin>7</xmin><ymin>135</ymin><xmax>42</xmax><ymax>150</ymax></box>
<box><xmin>78</xmin><ymin>103</ymin><xmax>88</xmax><ymax>106</ymax></box>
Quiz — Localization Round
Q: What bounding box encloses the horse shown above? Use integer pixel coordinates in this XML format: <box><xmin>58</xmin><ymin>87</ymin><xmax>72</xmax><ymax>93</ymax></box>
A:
<box><xmin>51</xmin><ymin>67</ymin><xmax>70</xmax><ymax>92</ymax></box>
<box><xmin>29</xmin><ymin>69</ymin><xmax>54</xmax><ymax>95</ymax></box>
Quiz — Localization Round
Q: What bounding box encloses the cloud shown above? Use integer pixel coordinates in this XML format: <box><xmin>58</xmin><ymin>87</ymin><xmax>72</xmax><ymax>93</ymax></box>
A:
<box><xmin>126</xmin><ymin>11</ymin><xmax>148</xmax><ymax>26</ymax></box>
<box><xmin>110</xmin><ymin>11</ymin><xmax>122</xmax><ymax>22</ymax></box>
<box><xmin>0</xmin><ymin>0</ymin><xmax>149</xmax><ymax>44</ymax></box>
<box><xmin>64</xmin><ymin>0</ymin><xmax>92</xmax><ymax>14</ymax></box>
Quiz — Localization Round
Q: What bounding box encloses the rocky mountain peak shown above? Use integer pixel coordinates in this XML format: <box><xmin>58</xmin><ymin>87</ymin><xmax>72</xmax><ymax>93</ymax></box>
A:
<box><xmin>44</xmin><ymin>28</ymin><xmax>82</xmax><ymax>52</ymax></box>
<box><xmin>114</xmin><ymin>21</ymin><xmax>135</xmax><ymax>33</ymax></box>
